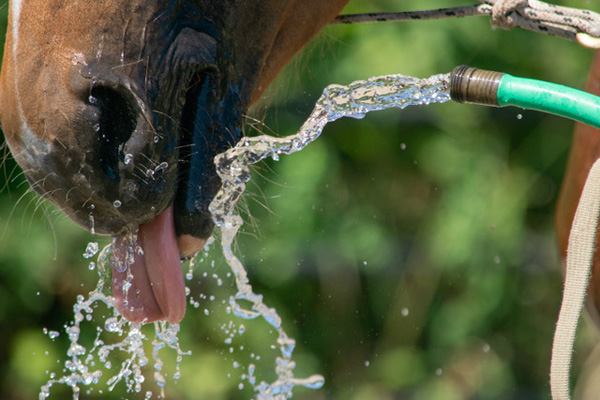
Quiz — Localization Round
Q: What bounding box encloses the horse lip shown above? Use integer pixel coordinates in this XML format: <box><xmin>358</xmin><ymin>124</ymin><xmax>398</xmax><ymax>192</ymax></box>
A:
<box><xmin>170</xmin><ymin>68</ymin><xmax>243</xmax><ymax>241</ymax></box>
<box><xmin>170</xmin><ymin>69</ymin><xmax>218</xmax><ymax>239</ymax></box>
<box><xmin>177</xmin><ymin>234</ymin><xmax>208</xmax><ymax>258</ymax></box>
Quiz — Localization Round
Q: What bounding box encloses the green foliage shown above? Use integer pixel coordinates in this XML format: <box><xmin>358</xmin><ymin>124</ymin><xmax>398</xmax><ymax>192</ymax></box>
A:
<box><xmin>0</xmin><ymin>1</ymin><xmax>597</xmax><ymax>399</ymax></box>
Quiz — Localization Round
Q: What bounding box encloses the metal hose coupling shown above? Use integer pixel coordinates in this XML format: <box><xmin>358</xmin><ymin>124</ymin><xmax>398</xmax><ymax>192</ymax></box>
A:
<box><xmin>450</xmin><ymin>65</ymin><xmax>505</xmax><ymax>107</ymax></box>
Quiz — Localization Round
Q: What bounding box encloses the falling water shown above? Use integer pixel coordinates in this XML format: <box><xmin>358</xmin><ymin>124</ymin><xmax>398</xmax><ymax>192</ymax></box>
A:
<box><xmin>39</xmin><ymin>239</ymin><xmax>191</xmax><ymax>400</ymax></box>
<box><xmin>209</xmin><ymin>72</ymin><xmax>451</xmax><ymax>399</ymax></box>
<box><xmin>38</xmin><ymin>72</ymin><xmax>450</xmax><ymax>399</ymax></box>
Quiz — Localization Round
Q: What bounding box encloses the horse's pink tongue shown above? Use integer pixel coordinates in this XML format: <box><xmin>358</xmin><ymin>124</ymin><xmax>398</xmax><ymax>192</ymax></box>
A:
<box><xmin>112</xmin><ymin>205</ymin><xmax>186</xmax><ymax>324</ymax></box>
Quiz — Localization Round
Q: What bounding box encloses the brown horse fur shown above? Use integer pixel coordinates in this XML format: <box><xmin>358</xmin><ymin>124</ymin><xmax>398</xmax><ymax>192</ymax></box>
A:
<box><xmin>556</xmin><ymin>50</ymin><xmax>600</xmax><ymax>327</ymax></box>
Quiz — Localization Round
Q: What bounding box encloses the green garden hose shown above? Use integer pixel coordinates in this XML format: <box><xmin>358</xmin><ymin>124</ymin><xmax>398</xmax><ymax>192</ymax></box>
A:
<box><xmin>450</xmin><ymin>65</ymin><xmax>600</xmax><ymax>400</ymax></box>
<box><xmin>449</xmin><ymin>65</ymin><xmax>600</xmax><ymax>129</ymax></box>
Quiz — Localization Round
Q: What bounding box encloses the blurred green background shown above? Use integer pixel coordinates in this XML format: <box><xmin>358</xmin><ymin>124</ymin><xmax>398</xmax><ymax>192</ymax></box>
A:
<box><xmin>0</xmin><ymin>1</ymin><xmax>598</xmax><ymax>399</ymax></box>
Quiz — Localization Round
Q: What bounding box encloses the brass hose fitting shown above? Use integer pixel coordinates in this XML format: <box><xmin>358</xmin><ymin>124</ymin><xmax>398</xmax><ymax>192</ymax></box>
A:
<box><xmin>450</xmin><ymin>65</ymin><xmax>505</xmax><ymax>106</ymax></box>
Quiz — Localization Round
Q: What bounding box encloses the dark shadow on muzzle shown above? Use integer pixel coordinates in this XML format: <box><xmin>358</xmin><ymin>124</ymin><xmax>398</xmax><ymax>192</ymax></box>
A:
<box><xmin>175</xmin><ymin>72</ymin><xmax>242</xmax><ymax>239</ymax></box>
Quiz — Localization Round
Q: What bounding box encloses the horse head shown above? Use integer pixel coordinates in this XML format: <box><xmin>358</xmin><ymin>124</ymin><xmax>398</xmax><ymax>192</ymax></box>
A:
<box><xmin>0</xmin><ymin>0</ymin><xmax>348</xmax><ymax>323</ymax></box>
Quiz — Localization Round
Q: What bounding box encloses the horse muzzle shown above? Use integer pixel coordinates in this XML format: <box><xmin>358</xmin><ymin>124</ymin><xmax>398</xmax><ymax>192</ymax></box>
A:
<box><xmin>5</xmin><ymin>27</ymin><xmax>241</xmax><ymax>253</ymax></box>
<box><xmin>0</xmin><ymin>0</ymin><xmax>349</xmax><ymax>322</ymax></box>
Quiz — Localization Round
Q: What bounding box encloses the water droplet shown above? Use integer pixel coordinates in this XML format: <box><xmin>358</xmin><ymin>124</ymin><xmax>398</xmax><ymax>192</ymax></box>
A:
<box><xmin>45</xmin><ymin>330</ymin><xmax>60</xmax><ymax>340</ymax></box>
<box><xmin>83</xmin><ymin>242</ymin><xmax>99</xmax><ymax>259</ymax></box>
<box><xmin>93</xmin><ymin>123</ymin><xmax>100</xmax><ymax>132</ymax></box>
<box><xmin>71</xmin><ymin>52</ymin><xmax>87</xmax><ymax>66</ymax></box>
<box><xmin>89</xmin><ymin>214</ymin><xmax>96</xmax><ymax>235</ymax></box>
<box><xmin>298</xmin><ymin>374</ymin><xmax>325</xmax><ymax>389</ymax></box>
<box><xmin>154</xmin><ymin>162</ymin><xmax>168</xmax><ymax>173</ymax></box>
<box><xmin>154</xmin><ymin>372</ymin><xmax>166</xmax><ymax>387</ymax></box>
<box><xmin>154</xmin><ymin>135</ymin><xmax>160</xmax><ymax>143</ymax></box>
<box><xmin>104</xmin><ymin>317</ymin><xmax>120</xmax><ymax>333</ymax></box>
<box><xmin>113</xmin><ymin>200</ymin><xmax>122</xmax><ymax>208</ymax></box>
<box><xmin>517</xmin><ymin>113</ymin><xmax>523</xmax><ymax>120</ymax></box>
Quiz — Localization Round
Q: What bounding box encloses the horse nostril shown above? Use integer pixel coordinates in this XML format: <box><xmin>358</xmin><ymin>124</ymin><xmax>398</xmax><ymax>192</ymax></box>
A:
<box><xmin>89</xmin><ymin>85</ymin><xmax>137</xmax><ymax>180</ymax></box>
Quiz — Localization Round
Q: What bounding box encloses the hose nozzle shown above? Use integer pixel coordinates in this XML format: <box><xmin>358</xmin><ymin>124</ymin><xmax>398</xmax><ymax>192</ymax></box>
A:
<box><xmin>449</xmin><ymin>65</ymin><xmax>600</xmax><ymax>129</ymax></box>
<box><xmin>450</xmin><ymin>65</ymin><xmax>505</xmax><ymax>106</ymax></box>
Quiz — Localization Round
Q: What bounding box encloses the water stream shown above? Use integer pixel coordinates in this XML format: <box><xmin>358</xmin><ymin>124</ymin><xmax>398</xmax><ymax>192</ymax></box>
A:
<box><xmin>209</xmin><ymin>72</ymin><xmax>450</xmax><ymax>398</ymax></box>
<box><xmin>39</xmin><ymin>72</ymin><xmax>450</xmax><ymax>399</ymax></box>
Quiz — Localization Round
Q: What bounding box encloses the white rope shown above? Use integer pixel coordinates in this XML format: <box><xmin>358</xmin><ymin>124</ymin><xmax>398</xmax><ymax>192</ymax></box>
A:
<box><xmin>550</xmin><ymin>158</ymin><xmax>600</xmax><ymax>400</ymax></box>
<box><xmin>332</xmin><ymin>1</ymin><xmax>600</xmax><ymax>48</ymax></box>
<box><xmin>481</xmin><ymin>0</ymin><xmax>600</xmax><ymax>47</ymax></box>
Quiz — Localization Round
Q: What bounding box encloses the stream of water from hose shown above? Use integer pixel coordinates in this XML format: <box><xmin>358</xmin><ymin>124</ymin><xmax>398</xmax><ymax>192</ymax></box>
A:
<box><xmin>39</xmin><ymin>72</ymin><xmax>450</xmax><ymax>399</ymax></box>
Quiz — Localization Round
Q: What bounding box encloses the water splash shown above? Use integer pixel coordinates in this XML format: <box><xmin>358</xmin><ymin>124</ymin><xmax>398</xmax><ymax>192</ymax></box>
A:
<box><xmin>209</xmin><ymin>73</ymin><xmax>450</xmax><ymax>398</ymax></box>
<box><xmin>39</xmin><ymin>243</ymin><xmax>190</xmax><ymax>400</ymax></box>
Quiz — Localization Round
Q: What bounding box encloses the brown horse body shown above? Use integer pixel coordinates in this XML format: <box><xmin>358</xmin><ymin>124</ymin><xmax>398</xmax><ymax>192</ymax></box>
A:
<box><xmin>556</xmin><ymin>51</ymin><xmax>600</xmax><ymax>327</ymax></box>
